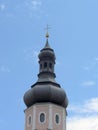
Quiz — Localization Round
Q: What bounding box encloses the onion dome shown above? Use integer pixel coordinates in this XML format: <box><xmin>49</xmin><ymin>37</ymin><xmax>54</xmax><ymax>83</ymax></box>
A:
<box><xmin>24</xmin><ymin>33</ymin><xmax>68</xmax><ymax>108</ymax></box>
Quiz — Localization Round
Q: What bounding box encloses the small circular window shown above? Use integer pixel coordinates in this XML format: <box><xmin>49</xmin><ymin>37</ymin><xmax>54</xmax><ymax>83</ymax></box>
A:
<box><xmin>55</xmin><ymin>114</ymin><xmax>60</xmax><ymax>124</ymax></box>
<box><xmin>40</xmin><ymin>113</ymin><xmax>45</xmax><ymax>123</ymax></box>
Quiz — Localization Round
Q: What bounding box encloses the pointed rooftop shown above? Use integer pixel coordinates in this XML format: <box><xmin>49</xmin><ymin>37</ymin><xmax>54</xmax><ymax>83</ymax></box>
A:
<box><xmin>44</xmin><ymin>39</ymin><xmax>51</xmax><ymax>48</ymax></box>
<box><xmin>24</xmin><ymin>29</ymin><xmax>68</xmax><ymax>109</ymax></box>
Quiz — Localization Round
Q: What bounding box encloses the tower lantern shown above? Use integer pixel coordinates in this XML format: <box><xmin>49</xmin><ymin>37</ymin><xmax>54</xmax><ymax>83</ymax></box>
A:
<box><xmin>23</xmin><ymin>31</ymin><xmax>68</xmax><ymax>130</ymax></box>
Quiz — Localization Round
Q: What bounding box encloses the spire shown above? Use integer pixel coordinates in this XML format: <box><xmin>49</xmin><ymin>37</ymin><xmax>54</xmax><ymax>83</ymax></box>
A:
<box><xmin>23</xmin><ymin>29</ymin><xmax>68</xmax><ymax>109</ymax></box>
<box><xmin>44</xmin><ymin>25</ymin><xmax>52</xmax><ymax>49</ymax></box>
<box><xmin>38</xmin><ymin>31</ymin><xmax>56</xmax><ymax>81</ymax></box>
<box><xmin>44</xmin><ymin>39</ymin><xmax>51</xmax><ymax>48</ymax></box>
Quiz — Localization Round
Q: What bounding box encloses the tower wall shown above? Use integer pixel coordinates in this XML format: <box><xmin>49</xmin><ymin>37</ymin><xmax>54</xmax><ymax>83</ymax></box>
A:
<box><xmin>24</xmin><ymin>103</ymin><xmax>67</xmax><ymax>130</ymax></box>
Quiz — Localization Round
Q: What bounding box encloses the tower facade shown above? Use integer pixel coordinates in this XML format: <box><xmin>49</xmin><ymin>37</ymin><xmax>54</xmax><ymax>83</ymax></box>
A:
<box><xmin>23</xmin><ymin>33</ymin><xmax>68</xmax><ymax>130</ymax></box>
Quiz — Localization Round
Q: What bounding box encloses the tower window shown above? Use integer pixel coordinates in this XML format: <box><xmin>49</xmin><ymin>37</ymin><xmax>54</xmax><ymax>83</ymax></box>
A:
<box><xmin>49</xmin><ymin>63</ymin><xmax>52</xmax><ymax>69</ymax></box>
<box><xmin>55</xmin><ymin>114</ymin><xmax>60</xmax><ymax>124</ymax></box>
<box><xmin>27</xmin><ymin>115</ymin><xmax>32</xmax><ymax>127</ymax></box>
<box><xmin>29</xmin><ymin>116</ymin><xmax>31</xmax><ymax>125</ymax></box>
<box><xmin>44</xmin><ymin>62</ymin><xmax>47</xmax><ymax>68</ymax></box>
<box><xmin>40</xmin><ymin>113</ymin><xmax>45</xmax><ymax>123</ymax></box>
<box><xmin>40</xmin><ymin>64</ymin><xmax>42</xmax><ymax>69</ymax></box>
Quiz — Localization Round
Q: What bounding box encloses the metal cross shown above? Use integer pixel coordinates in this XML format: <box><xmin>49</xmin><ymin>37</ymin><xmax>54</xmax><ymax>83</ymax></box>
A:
<box><xmin>45</xmin><ymin>25</ymin><xmax>51</xmax><ymax>33</ymax></box>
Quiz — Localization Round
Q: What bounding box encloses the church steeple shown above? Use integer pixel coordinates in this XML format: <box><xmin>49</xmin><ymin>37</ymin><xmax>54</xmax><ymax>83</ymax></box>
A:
<box><xmin>23</xmin><ymin>30</ymin><xmax>68</xmax><ymax>130</ymax></box>
<box><xmin>24</xmin><ymin>33</ymin><xmax>68</xmax><ymax>108</ymax></box>
<box><xmin>38</xmin><ymin>33</ymin><xmax>56</xmax><ymax>82</ymax></box>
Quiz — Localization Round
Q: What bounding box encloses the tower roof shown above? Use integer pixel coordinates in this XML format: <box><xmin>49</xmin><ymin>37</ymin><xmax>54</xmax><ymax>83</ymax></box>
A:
<box><xmin>24</xmin><ymin>32</ymin><xmax>68</xmax><ymax>109</ymax></box>
<box><xmin>44</xmin><ymin>39</ymin><xmax>51</xmax><ymax>48</ymax></box>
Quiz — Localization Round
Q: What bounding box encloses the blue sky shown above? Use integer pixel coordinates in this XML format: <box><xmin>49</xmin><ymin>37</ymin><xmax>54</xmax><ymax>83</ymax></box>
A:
<box><xmin>0</xmin><ymin>0</ymin><xmax>98</xmax><ymax>130</ymax></box>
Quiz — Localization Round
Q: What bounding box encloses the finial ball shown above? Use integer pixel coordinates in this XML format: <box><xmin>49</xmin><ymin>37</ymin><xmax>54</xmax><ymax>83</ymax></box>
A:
<box><xmin>46</xmin><ymin>32</ymin><xmax>49</xmax><ymax>38</ymax></box>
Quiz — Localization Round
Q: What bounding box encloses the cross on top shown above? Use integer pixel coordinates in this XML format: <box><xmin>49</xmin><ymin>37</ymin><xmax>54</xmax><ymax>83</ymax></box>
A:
<box><xmin>45</xmin><ymin>25</ymin><xmax>51</xmax><ymax>32</ymax></box>
<box><xmin>45</xmin><ymin>25</ymin><xmax>51</xmax><ymax>38</ymax></box>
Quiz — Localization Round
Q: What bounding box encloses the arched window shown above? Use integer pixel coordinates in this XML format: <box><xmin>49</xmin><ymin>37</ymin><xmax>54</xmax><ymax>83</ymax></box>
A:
<box><xmin>40</xmin><ymin>64</ymin><xmax>42</xmax><ymax>69</ymax></box>
<box><xmin>27</xmin><ymin>115</ymin><xmax>32</xmax><ymax>127</ymax></box>
<box><xmin>28</xmin><ymin>116</ymin><xmax>31</xmax><ymax>125</ymax></box>
<box><xmin>40</xmin><ymin>113</ymin><xmax>45</xmax><ymax>123</ymax></box>
<box><xmin>55</xmin><ymin>114</ymin><xmax>59</xmax><ymax>124</ymax></box>
<box><xmin>49</xmin><ymin>63</ymin><xmax>52</xmax><ymax>69</ymax></box>
<box><xmin>44</xmin><ymin>62</ymin><xmax>47</xmax><ymax>68</ymax></box>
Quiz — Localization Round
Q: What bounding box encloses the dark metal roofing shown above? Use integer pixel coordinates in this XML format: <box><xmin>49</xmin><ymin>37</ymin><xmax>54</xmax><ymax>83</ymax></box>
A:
<box><xmin>24</xmin><ymin>83</ymin><xmax>68</xmax><ymax>108</ymax></box>
<box><xmin>24</xmin><ymin>38</ymin><xmax>68</xmax><ymax>108</ymax></box>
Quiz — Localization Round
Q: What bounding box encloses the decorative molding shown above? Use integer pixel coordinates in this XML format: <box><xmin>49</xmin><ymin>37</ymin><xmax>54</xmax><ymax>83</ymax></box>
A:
<box><xmin>32</xmin><ymin>106</ymin><xmax>36</xmax><ymax>130</ymax></box>
<box><xmin>48</xmin><ymin>104</ymin><xmax>53</xmax><ymax>129</ymax></box>
<box><xmin>63</xmin><ymin>109</ymin><xmax>66</xmax><ymax>130</ymax></box>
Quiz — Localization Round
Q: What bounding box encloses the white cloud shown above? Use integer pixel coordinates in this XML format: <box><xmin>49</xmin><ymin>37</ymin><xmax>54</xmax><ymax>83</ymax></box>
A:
<box><xmin>85</xmin><ymin>98</ymin><xmax>98</xmax><ymax>113</ymax></box>
<box><xmin>67</xmin><ymin>116</ymin><xmax>98</xmax><ymax>130</ymax></box>
<box><xmin>68</xmin><ymin>98</ymin><xmax>98</xmax><ymax>114</ymax></box>
<box><xmin>67</xmin><ymin>98</ymin><xmax>98</xmax><ymax>130</ymax></box>
<box><xmin>0</xmin><ymin>4</ymin><xmax>5</xmax><ymax>11</ymax></box>
<box><xmin>0</xmin><ymin>65</ymin><xmax>10</xmax><ymax>73</ymax></box>
<box><xmin>31</xmin><ymin>0</ymin><xmax>41</xmax><ymax>9</ymax></box>
<box><xmin>25</xmin><ymin>0</ymin><xmax>42</xmax><ymax>10</ymax></box>
<box><xmin>81</xmin><ymin>81</ymin><xmax>96</xmax><ymax>86</ymax></box>
<box><xmin>24</xmin><ymin>0</ymin><xmax>49</xmax><ymax>19</ymax></box>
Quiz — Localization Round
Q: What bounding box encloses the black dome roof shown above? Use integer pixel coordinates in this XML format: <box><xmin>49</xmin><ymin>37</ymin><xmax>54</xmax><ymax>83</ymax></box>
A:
<box><xmin>24</xmin><ymin>82</ymin><xmax>68</xmax><ymax>108</ymax></box>
<box><xmin>38</xmin><ymin>39</ymin><xmax>56</xmax><ymax>61</ymax></box>
<box><xmin>24</xmin><ymin>38</ymin><xmax>68</xmax><ymax>108</ymax></box>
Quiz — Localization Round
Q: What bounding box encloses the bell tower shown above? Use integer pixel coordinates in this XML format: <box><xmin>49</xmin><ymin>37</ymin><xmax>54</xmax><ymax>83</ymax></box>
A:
<box><xmin>23</xmin><ymin>31</ymin><xmax>68</xmax><ymax>130</ymax></box>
